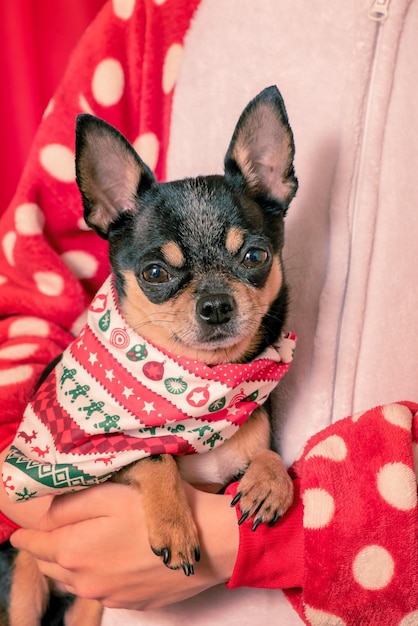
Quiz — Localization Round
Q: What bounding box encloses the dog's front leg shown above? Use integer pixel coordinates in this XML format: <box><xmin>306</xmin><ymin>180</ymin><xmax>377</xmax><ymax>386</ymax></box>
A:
<box><xmin>225</xmin><ymin>407</ymin><xmax>294</xmax><ymax>529</ymax></box>
<box><xmin>9</xmin><ymin>550</ymin><xmax>49</xmax><ymax>626</ymax></box>
<box><xmin>233</xmin><ymin>447</ymin><xmax>294</xmax><ymax>530</ymax></box>
<box><xmin>64</xmin><ymin>597</ymin><xmax>103</xmax><ymax>626</ymax></box>
<box><xmin>116</xmin><ymin>454</ymin><xmax>200</xmax><ymax>576</ymax></box>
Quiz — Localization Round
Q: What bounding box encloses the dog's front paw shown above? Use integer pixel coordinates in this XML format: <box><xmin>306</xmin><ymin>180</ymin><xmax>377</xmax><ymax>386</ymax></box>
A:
<box><xmin>117</xmin><ymin>455</ymin><xmax>201</xmax><ymax>576</ymax></box>
<box><xmin>231</xmin><ymin>450</ymin><xmax>293</xmax><ymax>531</ymax></box>
<box><xmin>148</xmin><ymin>509</ymin><xmax>200</xmax><ymax>576</ymax></box>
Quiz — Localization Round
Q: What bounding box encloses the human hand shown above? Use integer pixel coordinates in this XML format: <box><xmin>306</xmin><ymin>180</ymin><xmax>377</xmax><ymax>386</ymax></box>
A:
<box><xmin>10</xmin><ymin>481</ymin><xmax>239</xmax><ymax>610</ymax></box>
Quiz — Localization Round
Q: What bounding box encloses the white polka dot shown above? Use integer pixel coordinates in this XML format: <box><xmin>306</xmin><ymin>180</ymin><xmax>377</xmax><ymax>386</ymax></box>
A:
<box><xmin>351</xmin><ymin>409</ymin><xmax>367</xmax><ymax>422</ymax></box>
<box><xmin>78</xmin><ymin>94</ymin><xmax>94</xmax><ymax>114</ymax></box>
<box><xmin>0</xmin><ymin>343</ymin><xmax>39</xmax><ymax>360</ymax></box>
<box><xmin>42</xmin><ymin>98</ymin><xmax>54</xmax><ymax>119</ymax></box>
<box><xmin>33</xmin><ymin>272</ymin><xmax>64</xmax><ymax>296</ymax></box>
<box><xmin>305</xmin><ymin>435</ymin><xmax>347</xmax><ymax>462</ymax></box>
<box><xmin>77</xmin><ymin>217</ymin><xmax>91</xmax><ymax>231</ymax></box>
<box><xmin>377</xmin><ymin>462</ymin><xmax>417</xmax><ymax>511</ymax></box>
<box><xmin>61</xmin><ymin>251</ymin><xmax>98</xmax><ymax>279</ymax></box>
<box><xmin>304</xmin><ymin>605</ymin><xmax>346</xmax><ymax>626</ymax></box>
<box><xmin>153</xmin><ymin>0</ymin><xmax>167</xmax><ymax>4</ymax></box>
<box><xmin>303</xmin><ymin>488</ymin><xmax>335</xmax><ymax>530</ymax></box>
<box><xmin>40</xmin><ymin>144</ymin><xmax>75</xmax><ymax>183</ymax></box>
<box><xmin>382</xmin><ymin>404</ymin><xmax>412</xmax><ymax>430</ymax></box>
<box><xmin>15</xmin><ymin>203</ymin><xmax>45</xmax><ymax>235</ymax></box>
<box><xmin>113</xmin><ymin>0</ymin><xmax>135</xmax><ymax>19</ymax></box>
<box><xmin>71</xmin><ymin>310</ymin><xmax>88</xmax><ymax>336</ymax></box>
<box><xmin>0</xmin><ymin>365</ymin><xmax>34</xmax><ymax>386</ymax></box>
<box><xmin>133</xmin><ymin>133</ymin><xmax>160</xmax><ymax>171</ymax></box>
<box><xmin>8</xmin><ymin>317</ymin><xmax>50</xmax><ymax>339</ymax></box>
<box><xmin>413</xmin><ymin>442</ymin><xmax>418</xmax><ymax>483</ymax></box>
<box><xmin>2</xmin><ymin>232</ymin><xmax>16</xmax><ymax>266</ymax></box>
<box><xmin>163</xmin><ymin>43</ymin><xmax>183</xmax><ymax>94</ymax></box>
<box><xmin>352</xmin><ymin>545</ymin><xmax>394</xmax><ymax>590</ymax></box>
<box><xmin>0</xmin><ymin>275</ymin><xmax>7</xmax><ymax>286</ymax></box>
<box><xmin>92</xmin><ymin>58</ymin><xmax>125</xmax><ymax>106</ymax></box>
<box><xmin>399</xmin><ymin>611</ymin><xmax>418</xmax><ymax>625</ymax></box>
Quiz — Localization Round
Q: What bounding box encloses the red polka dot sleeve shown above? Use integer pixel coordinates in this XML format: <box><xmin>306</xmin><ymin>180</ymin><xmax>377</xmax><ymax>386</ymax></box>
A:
<box><xmin>0</xmin><ymin>0</ymin><xmax>200</xmax><ymax>541</ymax></box>
<box><xmin>228</xmin><ymin>402</ymin><xmax>418</xmax><ymax>625</ymax></box>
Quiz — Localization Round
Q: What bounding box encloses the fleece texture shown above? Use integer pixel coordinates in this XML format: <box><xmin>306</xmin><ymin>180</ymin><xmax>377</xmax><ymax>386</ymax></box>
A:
<box><xmin>228</xmin><ymin>402</ymin><xmax>418</xmax><ymax>625</ymax></box>
<box><xmin>0</xmin><ymin>1</ymin><xmax>417</xmax><ymax>625</ymax></box>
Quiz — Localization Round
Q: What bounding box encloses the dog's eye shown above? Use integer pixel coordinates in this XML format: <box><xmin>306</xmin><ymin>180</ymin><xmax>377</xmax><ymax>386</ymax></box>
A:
<box><xmin>142</xmin><ymin>264</ymin><xmax>171</xmax><ymax>283</ymax></box>
<box><xmin>242</xmin><ymin>248</ymin><xmax>268</xmax><ymax>269</ymax></box>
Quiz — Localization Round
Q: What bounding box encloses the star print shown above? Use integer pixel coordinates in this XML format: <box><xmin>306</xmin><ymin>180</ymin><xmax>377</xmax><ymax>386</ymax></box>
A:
<box><xmin>227</xmin><ymin>405</ymin><xmax>240</xmax><ymax>416</ymax></box>
<box><xmin>122</xmin><ymin>387</ymin><xmax>134</xmax><ymax>399</ymax></box>
<box><xmin>142</xmin><ymin>401</ymin><xmax>156</xmax><ymax>415</ymax></box>
<box><xmin>88</xmin><ymin>352</ymin><xmax>98</xmax><ymax>366</ymax></box>
<box><xmin>188</xmin><ymin>390</ymin><xmax>208</xmax><ymax>406</ymax></box>
<box><xmin>105</xmin><ymin>369</ymin><xmax>115</xmax><ymax>381</ymax></box>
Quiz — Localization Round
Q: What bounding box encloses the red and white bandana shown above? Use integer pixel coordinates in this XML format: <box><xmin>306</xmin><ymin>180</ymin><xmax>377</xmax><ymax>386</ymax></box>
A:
<box><xmin>3</xmin><ymin>276</ymin><xmax>295</xmax><ymax>502</ymax></box>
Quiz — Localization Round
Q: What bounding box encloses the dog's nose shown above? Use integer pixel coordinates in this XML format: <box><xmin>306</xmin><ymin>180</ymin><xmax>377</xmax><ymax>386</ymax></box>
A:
<box><xmin>196</xmin><ymin>293</ymin><xmax>236</xmax><ymax>325</ymax></box>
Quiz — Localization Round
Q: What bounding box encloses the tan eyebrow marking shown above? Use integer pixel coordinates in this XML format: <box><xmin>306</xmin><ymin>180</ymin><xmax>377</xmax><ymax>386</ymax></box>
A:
<box><xmin>161</xmin><ymin>241</ymin><xmax>185</xmax><ymax>268</ymax></box>
<box><xmin>225</xmin><ymin>227</ymin><xmax>245</xmax><ymax>254</ymax></box>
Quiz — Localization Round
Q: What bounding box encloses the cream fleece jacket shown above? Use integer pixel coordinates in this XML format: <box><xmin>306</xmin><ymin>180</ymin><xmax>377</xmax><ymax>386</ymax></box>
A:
<box><xmin>119</xmin><ymin>1</ymin><xmax>417</xmax><ymax>624</ymax></box>
<box><xmin>0</xmin><ymin>1</ymin><xmax>415</xmax><ymax>624</ymax></box>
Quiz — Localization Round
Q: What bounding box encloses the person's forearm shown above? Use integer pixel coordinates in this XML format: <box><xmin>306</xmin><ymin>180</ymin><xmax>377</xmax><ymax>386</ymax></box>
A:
<box><xmin>182</xmin><ymin>483</ymin><xmax>238</xmax><ymax>585</ymax></box>
<box><xmin>9</xmin><ymin>481</ymin><xmax>238</xmax><ymax>610</ymax></box>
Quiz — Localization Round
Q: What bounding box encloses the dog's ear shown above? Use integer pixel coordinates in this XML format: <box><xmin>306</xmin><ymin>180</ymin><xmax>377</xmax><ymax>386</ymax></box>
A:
<box><xmin>75</xmin><ymin>114</ymin><xmax>155</xmax><ymax>238</ymax></box>
<box><xmin>224</xmin><ymin>86</ymin><xmax>298</xmax><ymax>210</ymax></box>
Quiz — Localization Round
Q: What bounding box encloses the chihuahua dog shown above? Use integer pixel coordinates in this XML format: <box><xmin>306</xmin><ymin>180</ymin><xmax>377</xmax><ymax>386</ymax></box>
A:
<box><xmin>7</xmin><ymin>85</ymin><xmax>298</xmax><ymax>626</ymax></box>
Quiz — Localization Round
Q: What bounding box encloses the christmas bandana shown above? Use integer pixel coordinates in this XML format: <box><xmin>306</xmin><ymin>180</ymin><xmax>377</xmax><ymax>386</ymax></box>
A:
<box><xmin>3</xmin><ymin>276</ymin><xmax>295</xmax><ymax>502</ymax></box>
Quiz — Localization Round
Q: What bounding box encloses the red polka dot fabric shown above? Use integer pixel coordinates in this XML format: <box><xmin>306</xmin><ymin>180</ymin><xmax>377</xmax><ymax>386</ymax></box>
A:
<box><xmin>0</xmin><ymin>0</ymin><xmax>200</xmax><ymax>454</ymax></box>
<box><xmin>0</xmin><ymin>3</ymin><xmax>417</xmax><ymax>623</ymax></box>
<box><xmin>287</xmin><ymin>401</ymin><xmax>418</xmax><ymax>625</ymax></box>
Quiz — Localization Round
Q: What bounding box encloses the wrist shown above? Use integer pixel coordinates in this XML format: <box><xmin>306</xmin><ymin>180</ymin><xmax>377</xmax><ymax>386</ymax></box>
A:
<box><xmin>226</xmin><ymin>477</ymin><xmax>304</xmax><ymax>590</ymax></box>
<box><xmin>184</xmin><ymin>483</ymin><xmax>239</xmax><ymax>584</ymax></box>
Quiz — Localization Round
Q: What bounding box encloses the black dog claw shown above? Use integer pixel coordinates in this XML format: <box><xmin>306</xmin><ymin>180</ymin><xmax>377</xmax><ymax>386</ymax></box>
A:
<box><xmin>251</xmin><ymin>517</ymin><xmax>262</xmax><ymax>532</ymax></box>
<box><xmin>195</xmin><ymin>546</ymin><xmax>201</xmax><ymax>562</ymax></box>
<box><xmin>182</xmin><ymin>563</ymin><xmax>194</xmax><ymax>576</ymax></box>
<box><xmin>231</xmin><ymin>493</ymin><xmax>242</xmax><ymax>507</ymax></box>
<box><xmin>151</xmin><ymin>545</ymin><xmax>171</xmax><ymax>565</ymax></box>
<box><xmin>238</xmin><ymin>510</ymin><xmax>250</xmax><ymax>525</ymax></box>
<box><xmin>151</xmin><ymin>546</ymin><xmax>161</xmax><ymax>558</ymax></box>
<box><xmin>268</xmin><ymin>512</ymin><xmax>281</xmax><ymax>527</ymax></box>
<box><xmin>162</xmin><ymin>547</ymin><xmax>170</xmax><ymax>564</ymax></box>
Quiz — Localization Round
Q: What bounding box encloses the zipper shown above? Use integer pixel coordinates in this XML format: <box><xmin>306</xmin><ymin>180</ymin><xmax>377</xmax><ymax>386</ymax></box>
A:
<box><xmin>369</xmin><ymin>0</ymin><xmax>391</xmax><ymax>22</ymax></box>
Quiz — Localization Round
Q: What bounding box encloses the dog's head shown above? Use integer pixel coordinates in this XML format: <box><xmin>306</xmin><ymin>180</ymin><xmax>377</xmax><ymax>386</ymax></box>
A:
<box><xmin>75</xmin><ymin>86</ymin><xmax>297</xmax><ymax>365</ymax></box>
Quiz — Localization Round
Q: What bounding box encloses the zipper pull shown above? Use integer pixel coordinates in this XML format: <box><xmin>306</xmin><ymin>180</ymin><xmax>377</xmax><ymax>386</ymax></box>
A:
<box><xmin>369</xmin><ymin>0</ymin><xmax>391</xmax><ymax>21</ymax></box>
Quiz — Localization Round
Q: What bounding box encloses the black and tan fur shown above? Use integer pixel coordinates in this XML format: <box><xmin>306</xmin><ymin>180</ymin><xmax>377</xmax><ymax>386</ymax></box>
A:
<box><xmin>8</xmin><ymin>85</ymin><xmax>298</xmax><ymax>625</ymax></box>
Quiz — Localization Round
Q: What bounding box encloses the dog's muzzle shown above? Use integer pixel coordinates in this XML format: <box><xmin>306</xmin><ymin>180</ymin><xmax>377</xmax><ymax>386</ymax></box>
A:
<box><xmin>196</xmin><ymin>293</ymin><xmax>236</xmax><ymax>326</ymax></box>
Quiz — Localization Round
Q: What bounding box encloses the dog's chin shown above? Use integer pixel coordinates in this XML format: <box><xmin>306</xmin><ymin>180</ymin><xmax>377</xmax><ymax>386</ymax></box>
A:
<box><xmin>173</xmin><ymin>331</ymin><xmax>258</xmax><ymax>365</ymax></box>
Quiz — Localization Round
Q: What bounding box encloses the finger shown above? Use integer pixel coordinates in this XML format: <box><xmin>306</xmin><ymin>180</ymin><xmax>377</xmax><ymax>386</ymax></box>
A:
<box><xmin>36</xmin><ymin>559</ymin><xmax>75</xmax><ymax>589</ymax></box>
<box><xmin>40</xmin><ymin>482</ymin><xmax>122</xmax><ymax>531</ymax></box>
<box><xmin>10</xmin><ymin>527</ymin><xmax>60</xmax><ymax>561</ymax></box>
